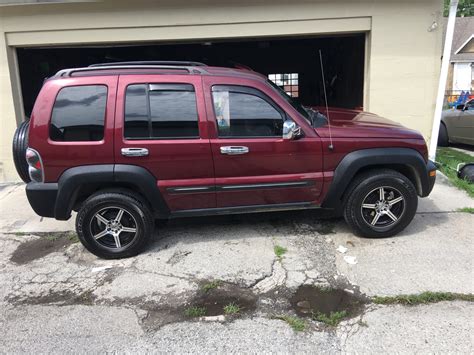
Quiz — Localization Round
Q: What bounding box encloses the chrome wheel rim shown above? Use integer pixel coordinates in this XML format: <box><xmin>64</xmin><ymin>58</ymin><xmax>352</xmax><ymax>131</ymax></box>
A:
<box><xmin>89</xmin><ymin>206</ymin><xmax>138</xmax><ymax>250</ymax></box>
<box><xmin>361</xmin><ymin>186</ymin><xmax>405</xmax><ymax>229</ymax></box>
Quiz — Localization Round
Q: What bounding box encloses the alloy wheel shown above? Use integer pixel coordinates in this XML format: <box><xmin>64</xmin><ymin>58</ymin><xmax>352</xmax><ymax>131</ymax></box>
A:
<box><xmin>360</xmin><ymin>186</ymin><xmax>405</xmax><ymax>228</ymax></box>
<box><xmin>89</xmin><ymin>206</ymin><xmax>138</xmax><ymax>249</ymax></box>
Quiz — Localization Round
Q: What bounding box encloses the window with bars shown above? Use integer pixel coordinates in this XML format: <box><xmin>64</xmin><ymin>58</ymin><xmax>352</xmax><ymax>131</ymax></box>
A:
<box><xmin>268</xmin><ymin>73</ymin><xmax>299</xmax><ymax>98</ymax></box>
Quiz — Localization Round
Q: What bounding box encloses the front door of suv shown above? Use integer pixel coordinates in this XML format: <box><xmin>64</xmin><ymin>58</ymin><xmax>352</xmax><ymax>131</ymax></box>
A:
<box><xmin>115</xmin><ymin>75</ymin><xmax>215</xmax><ymax>211</ymax></box>
<box><xmin>203</xmin><ymin>77</ymin><xmax>324</xmax><ymax>208</ymax></box>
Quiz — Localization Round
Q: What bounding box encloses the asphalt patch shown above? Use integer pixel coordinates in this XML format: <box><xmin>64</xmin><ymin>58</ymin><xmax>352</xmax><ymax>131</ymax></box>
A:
<box><xmin>10</xmin><ymin>232</ymin><xmax>78</xmax><ymax>265</ymax></box>
<box><xmin>290</xmin><ymin>285</ymin><xmax>368</xmax><ymax>318</ymax></box>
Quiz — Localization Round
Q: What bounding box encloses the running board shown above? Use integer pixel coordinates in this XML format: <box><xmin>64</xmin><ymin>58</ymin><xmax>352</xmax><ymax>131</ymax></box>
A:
<box><xmin>169</xmin><ymin>202</ymin><xmax>320</xmax><ymax>218</ymax></box>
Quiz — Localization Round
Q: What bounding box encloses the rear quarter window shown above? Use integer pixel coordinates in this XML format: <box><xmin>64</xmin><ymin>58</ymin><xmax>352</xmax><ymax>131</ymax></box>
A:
<box><xmin>50</xmin><ymin>85</ymin><xmax>107</xmax><ymax>142</ymax></box>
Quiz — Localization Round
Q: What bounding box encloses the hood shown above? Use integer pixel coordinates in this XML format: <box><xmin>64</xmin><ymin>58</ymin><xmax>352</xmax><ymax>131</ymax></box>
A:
<box><xmin>313</xmin><ymin>107</ymin><xmax>423</xmax><ymax>140</ymax></box>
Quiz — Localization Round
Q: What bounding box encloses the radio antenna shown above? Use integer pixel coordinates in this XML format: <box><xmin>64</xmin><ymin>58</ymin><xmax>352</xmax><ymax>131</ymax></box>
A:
<box><xmin>319</xmin><ymin>50</ymin><xmax>334</xmax><ymax>151</ymax></box>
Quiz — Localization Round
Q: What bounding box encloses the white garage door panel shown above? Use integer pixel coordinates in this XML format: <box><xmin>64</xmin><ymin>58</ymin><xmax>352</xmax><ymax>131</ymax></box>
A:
<box><xmin>6</xmin><ymin>17</ymin><xmax>371</xmax><ymax>47</ymax></box>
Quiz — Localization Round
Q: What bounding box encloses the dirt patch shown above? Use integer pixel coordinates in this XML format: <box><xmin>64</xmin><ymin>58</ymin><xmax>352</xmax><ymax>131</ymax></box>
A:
<box><xmin>290</xmin><ymin>285</ymin><xmax>368</xmax><ymax>319</ymax></box>
<box><xmin>10</xmin><ymin>232</ymin><xmax>78</xmax><ymax>265</ymax></box>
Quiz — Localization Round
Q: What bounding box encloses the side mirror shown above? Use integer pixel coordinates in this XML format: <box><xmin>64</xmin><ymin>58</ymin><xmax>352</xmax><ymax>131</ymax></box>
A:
<box><xmin>456</xmin><ymin>104</ymin><xmax>465</xmax><ymax>110</ymax></box>
<box><xmin>282</xmin><ymin>120</ymin><xmax>301</xmax><ymax>140</ymax></box>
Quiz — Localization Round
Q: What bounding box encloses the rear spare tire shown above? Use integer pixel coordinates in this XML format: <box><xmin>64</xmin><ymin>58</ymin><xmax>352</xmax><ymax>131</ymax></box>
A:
<box><xmin>12</xmin><ymin>120</ymin><xmax>31</xmax><ymax>183</ymax></box>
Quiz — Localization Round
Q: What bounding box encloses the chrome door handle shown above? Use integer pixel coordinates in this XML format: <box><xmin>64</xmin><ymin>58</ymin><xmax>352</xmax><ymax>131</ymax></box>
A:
<box><xmin>121</xmin><ymin>148</ymin><xmax>149</xmax><ymax>157</ymax></box>
<box><xmin>220</xmin><ymin>146</ymin><xmax>249</xmax><ymax>155</ymax></box>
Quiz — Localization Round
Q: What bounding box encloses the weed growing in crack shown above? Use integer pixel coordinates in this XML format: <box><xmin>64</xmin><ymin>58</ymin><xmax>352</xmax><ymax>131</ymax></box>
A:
<box><xmin>274</xmin><ymin>245</ymin><xmax>287</xmax><ymax>260</ymax></box>
<box><xmin>223</xmin><ymin>302</ymin><xmax>240</xmax><ymax>315</ymax></box>
<box><xmin>312</xmin><ymin>310</ymin><xmax>347</xmax><ymax>326</ymax></box>
<box><xmin>202</xmin><ymin>280</ymin><xmax>221</xmax><ymax>292</ymax></box>
<box><xmin>357</xmin><ymin>319</ymin><xmax>368</xmax><ymax>327</ymax></box>
<box><xmin>373</xmin><ymin>291</ymin><xmax>474</xmax><ymax>305</ymax></box>
<box><xmin>184</xmin><ymin>306</ymin><xmax>206</xmax><ymax>317</ymax></box>
<box><xmin>275</xmin><ymin>315</ymin><xmax>306</xmax><ymax>331</ymax></box>
<box><xmin>457</xmin><ymin>207</ymin><xmax>474</xmax><ymax>214</ymax></box>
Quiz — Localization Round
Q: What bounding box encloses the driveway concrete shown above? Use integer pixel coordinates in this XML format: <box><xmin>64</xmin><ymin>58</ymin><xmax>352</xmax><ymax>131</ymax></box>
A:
<box><xmin>0</xmin><ymin>173</ymin><xmax>472</xmax><ymax>353</ymax></box>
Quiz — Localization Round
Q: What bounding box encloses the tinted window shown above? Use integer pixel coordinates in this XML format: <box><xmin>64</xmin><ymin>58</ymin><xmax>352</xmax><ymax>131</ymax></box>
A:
<box><xmin>212</xmin><ymin>88</ymin><xmax>283</xmax><ymax>137</ymax></box>
<box><xmin>50</xmin><ymin>85</ymin><xmax>107</xmax><ymax>141</ymax></box>
<box><xmin>124</xmin><ymin>84</ymin><xmax>199</xmax><ymax>139</ymax></box>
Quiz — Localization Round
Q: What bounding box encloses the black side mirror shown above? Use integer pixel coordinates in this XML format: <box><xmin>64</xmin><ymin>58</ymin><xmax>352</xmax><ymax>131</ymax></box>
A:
<box><xmin>456</xmin><ymin>104</ymin><xmax>465</xmax><ymax>110</ymax></box>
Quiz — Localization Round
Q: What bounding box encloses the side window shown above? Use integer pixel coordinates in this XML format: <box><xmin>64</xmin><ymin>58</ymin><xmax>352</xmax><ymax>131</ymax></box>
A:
<box><xmin>124</xmin><ymin>83</ymin><xmax>199</xmax><ymax>139</ymax></box>
<box><xmin>212</xmin><ymin>86</ymin><xmax>284</xmax><ymax>138</ymax></box>
<box><xmin>50</xmin><ymin>85</ymin><xmax>107</xmax><ymax>141</ymax></box>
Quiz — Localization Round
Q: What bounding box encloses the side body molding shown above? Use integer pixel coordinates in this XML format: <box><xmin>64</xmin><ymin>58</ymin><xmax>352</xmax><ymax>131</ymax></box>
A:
<box><xmin>321</xmin><ymin>148</ymin><xmax>431</xmax><ymax>210</ymax></box>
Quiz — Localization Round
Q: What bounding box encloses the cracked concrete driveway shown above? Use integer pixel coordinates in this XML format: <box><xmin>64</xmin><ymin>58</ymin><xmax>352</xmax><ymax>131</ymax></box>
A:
<box><xmin>0</xmin><ymin>173</ymin><xmax>473</xmax><ymax>353</ymax></box>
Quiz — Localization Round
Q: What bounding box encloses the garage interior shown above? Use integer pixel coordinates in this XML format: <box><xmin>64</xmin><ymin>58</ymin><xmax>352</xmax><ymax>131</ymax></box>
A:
<box><xmin>17</xmin><ymin>33</ymin><xmax>365</xmax><ymax>118</ymax></box>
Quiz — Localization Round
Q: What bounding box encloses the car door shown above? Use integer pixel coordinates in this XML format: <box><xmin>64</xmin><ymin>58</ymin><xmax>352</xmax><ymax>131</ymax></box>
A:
<box><xmin>202</xmin><ymin>76</ymin><xmax>324</xmax><ymax>208</ymax></box>
<box><xmin>114</xmin><ymin>74</ymin><xmax>215</xmax><ymax>211</ymax></box>
<box><xmin>455</xmin><ymin>100</ymin><xmax>474</xmax><ymax>145</ymax></box>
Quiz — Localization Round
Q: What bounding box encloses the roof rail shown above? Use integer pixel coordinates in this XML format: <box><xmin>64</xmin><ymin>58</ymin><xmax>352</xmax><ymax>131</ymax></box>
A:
<box><xmin>89</xmin><ymin>61</ymin><xmax>208</xmax><ymax>67</ymax></box>
<box><xmin>54</xmin><ymin>64</ymin><xmax>207</xmax><ymax>78</ymax></box>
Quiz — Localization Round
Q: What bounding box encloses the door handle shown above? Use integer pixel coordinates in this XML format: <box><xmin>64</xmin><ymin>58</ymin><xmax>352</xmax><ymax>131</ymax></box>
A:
<box><xmin>220</xmin><ymin>146</ymin><xmax>249</xmax><ymax>155</ymax></box>
<box><xmin>121</xmin><ymin>148</ymin><xmax>149</xmax><ymax>157</ymax></box>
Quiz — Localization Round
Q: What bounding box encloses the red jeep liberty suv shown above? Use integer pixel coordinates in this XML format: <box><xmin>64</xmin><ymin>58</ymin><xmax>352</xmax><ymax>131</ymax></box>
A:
<box><xmin>13</xmin><ymin>61</ymin><xmax>437</xmax><ymax>259</ymax></box>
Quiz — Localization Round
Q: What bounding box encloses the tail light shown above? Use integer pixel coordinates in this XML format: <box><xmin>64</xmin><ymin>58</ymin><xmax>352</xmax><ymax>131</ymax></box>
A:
<box><xmin>26</xmin><ymin>148</ymin><xmax>44</xmax><ymax>183</ymax></box>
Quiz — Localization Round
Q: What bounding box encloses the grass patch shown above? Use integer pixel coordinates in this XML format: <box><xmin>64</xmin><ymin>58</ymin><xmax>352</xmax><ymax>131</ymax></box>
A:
<box><xmin>67</xmin><ymin>232</ymin><xmax>80</xmax><ymax>243</ymax></box>
<box><xmin>202</xmin><ymin>280</ymin><xmax>221</xmax><ymax>292</ymax></box>
<box><xmin>184</xmin><ymin>306</ymin><xmax>206</xmax><ymax>318</ymax></box>
<box><xmin>312</xmin><ymin>310</ymin><xmax>347</xmax><ymax>327</ymax></box>
<box><xmin>14</xmin><ymin>232</ymin><xmax>30</xmax><ymax>236</ymax></box>
<box><xmin>223</xmin><ymin>302</ymin><xmax>240</xmax><ymax>315</ymax></box>
<box><xmin>373</xmin><ymin>291</ymin><xmax>474</xmax><ymax>306</ymax></box>
<box><xmin>274</xmin><ymin>245</ymin><xmax>287</xmax><ymax>260</ymax></box>
<box><xmin>44</xmin><ymin>233</ymin><xmax>62</xmax><ymax>241</ymax></box>
<box><xmin>436</xmin><ymin>148</ymin><xmax>474</xmax><ymax>198</ymax></box>
<box><xmin>275</xmin><ymin>315</ymin><xmax>306</xmax><ymax>332</ymax></box>
<box><xmin>457</xmin><ymin>207</ymin><xmax>474</xmax><ymax>214</ymax></box>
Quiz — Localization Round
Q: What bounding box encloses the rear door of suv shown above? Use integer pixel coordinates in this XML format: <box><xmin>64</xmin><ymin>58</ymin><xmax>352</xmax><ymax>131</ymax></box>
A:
<box><xmin>114</xmin><ymin>74</ymin><xmax>215</xmax><ymax>211</ymax></box>
<box><xmin>202</xmin><ymin>75</ymin><xmax>324</xmax><ymax>208</ymax></box>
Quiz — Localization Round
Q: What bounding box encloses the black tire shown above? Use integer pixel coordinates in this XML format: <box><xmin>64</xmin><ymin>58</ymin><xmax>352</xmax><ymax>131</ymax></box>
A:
<box><xmin>458</xmin><ymin>164</ymin><xmax>474</xmax><ymax>183</ymax></box>
<box><xmin>438</xmin><ymin>123</ymin><xmax>449</xmax><ymax>147</ymax></box>
<box><xmin>12</xmin><ymin>120</ymin><xmax>31</xmax><ymax>183</ymax></box>
<box><xmin>343</xmin><ymin>169</ymin><xmax>418</xmax><ymax>238</ymax></box>
<box><xmin>76</xmin><ymin>191</ymin><xmax>154</xmax><ymax>259</ymax></box>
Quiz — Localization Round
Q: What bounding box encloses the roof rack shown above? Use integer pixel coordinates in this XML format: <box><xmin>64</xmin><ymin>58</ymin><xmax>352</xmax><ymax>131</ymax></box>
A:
<box><xmin>89</xmin><ymin>61</ymin><xmax>207</xmax><ymax>67</ymax></box>
<box><xmin>54</xmin><ymin>63</ymin><xmax>208</xmax><ymax>78</ymax></box>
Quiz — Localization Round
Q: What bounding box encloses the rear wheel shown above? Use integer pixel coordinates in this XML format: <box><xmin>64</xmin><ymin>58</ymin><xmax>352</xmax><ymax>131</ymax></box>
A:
<box><xmin>343</xmin><ymin>169</ymin><xmax>418</xmax><ymax>238</ymax></box>
<box><xmin>438</xmin><ymin>123</ymin><xmax>449</xmax><ymax>147</ymax></box>
<box><xmin>12</xmin><ymin>120</ymin><xmax>31</xmax><ymax>183</ymax></box>
<box><xmin>76</xmin><ymin>191</ymin><xmax>154</xmax><ymax>259</ymax></box>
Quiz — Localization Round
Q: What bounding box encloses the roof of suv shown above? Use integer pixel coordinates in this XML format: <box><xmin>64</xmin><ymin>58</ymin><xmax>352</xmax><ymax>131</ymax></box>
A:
<box><xmin>51</xmin><ymin>61</ymin><xmax>268</xmax><ymax>83</ymax></box>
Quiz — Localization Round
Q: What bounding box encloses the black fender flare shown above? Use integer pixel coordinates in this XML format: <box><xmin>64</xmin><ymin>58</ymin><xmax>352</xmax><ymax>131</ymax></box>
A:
<box><xmin>321</xmin><ymin>148</ymin><xmax>432</xmax><ymax>210</ymax></box>
<box><xmin>55</xmin><ymin>164</ymin><xmax>169</xmax><ymax>220</ymax></box>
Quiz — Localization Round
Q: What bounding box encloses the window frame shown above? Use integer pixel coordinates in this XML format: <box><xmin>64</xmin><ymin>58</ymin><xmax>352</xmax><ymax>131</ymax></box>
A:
<box><xmin>211</xmin><ymin>85</ymin><xmax>287</xmax><ymax>139</ymax></box>
<box><xmin>123</xmin><ymin>83</ymin><xmax>200</xmax><ymax>140</ymax></box>
<box><xmin>49</xmin><ymin>84</ymin><xmax>108</xmax><ymax>142</ymax></box>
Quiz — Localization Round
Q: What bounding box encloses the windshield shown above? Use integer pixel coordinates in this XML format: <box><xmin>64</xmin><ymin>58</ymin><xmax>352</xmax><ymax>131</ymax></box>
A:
<box><xmin>267</xmin><ymin>80</ymin><xmax>311</xmax><ymax>122</ymax></box>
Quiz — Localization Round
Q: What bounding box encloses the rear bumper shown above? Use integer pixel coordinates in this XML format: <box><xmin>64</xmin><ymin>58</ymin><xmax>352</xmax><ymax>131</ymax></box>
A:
<box><xmin>26</xmin><ymin>182</ymin><xmax>59</xmax><ymax>219</ymax></box>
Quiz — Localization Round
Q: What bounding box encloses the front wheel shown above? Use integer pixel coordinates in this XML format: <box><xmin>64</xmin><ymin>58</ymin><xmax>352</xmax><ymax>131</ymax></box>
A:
<box><xmin>343</xmin><ymin>169</ymin><xmax>418</xmax><ymax>238</ymax></box>
<box><xmin>76</xmin><ymin>191</ymin><xmax>154</xmax><ymax>259</ymax></box>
